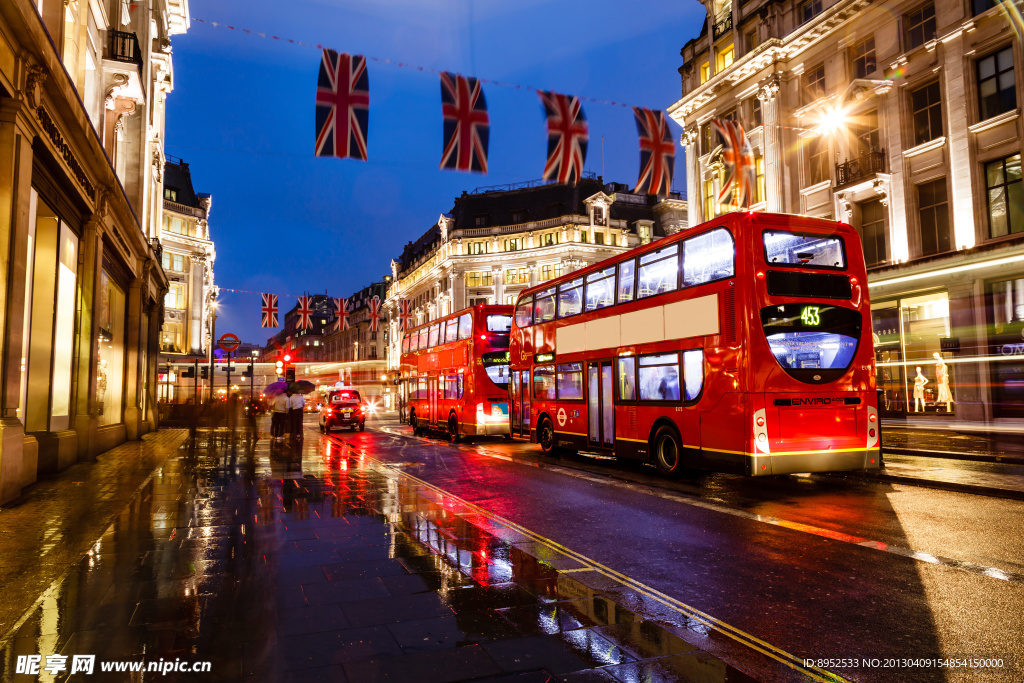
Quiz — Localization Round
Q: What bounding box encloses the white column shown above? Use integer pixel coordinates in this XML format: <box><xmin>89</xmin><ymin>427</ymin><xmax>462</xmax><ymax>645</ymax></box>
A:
<box><xmin>757</xmin><ymin>75</ymin><xmax>784</xmax><ymax>213</ymax></box>
<box><xmin>492</xmin><ymin>266</ymin><xmax>503</xmax><ymax>305</ymax></box>
<box><xmin>880</xmin><ymin>82</ymin><xmax>909</xmax><ymax>263</ymax></box>
<box><xmin>942</xmin><ymin>37</ymin><xmax>976</xmax><ymax>250</ymax></box>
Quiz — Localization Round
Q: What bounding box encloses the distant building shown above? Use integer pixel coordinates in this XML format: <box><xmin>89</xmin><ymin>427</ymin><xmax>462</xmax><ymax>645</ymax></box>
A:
<box><xmin>383</xmin><ymin>176</ymin><xmax>688</xmax><ymax>370</ymax></box>
<box><xmin>669</xmin><ymin>0</ymin><xmax>1023</xmax><ymax>422</ymax></box>
<box><xmin>159</xmin><ymin>157</ymin><xmax>215</xmax><ymax>357</ymax></box>
<box><xmin>261</xmin><ymin>295</ymin><xmax>334</xmax><ymax>362</ymax></box>
<box><xmin>317</xmin><ymin>281</ymin><xmax>390</xmax><ymax>363</ymax></box>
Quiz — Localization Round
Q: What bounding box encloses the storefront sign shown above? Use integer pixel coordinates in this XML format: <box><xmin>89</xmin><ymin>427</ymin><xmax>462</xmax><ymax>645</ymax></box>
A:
<box><xmin>35</xmin><ymin>106</ymin><xmax>96</xmax><ymax>201</ymax></box>
<box><xmin>999</xmin><ymin>343</ymin><xmax>1024</xmax><ymax>356</ymax></box>
<box><xmin>940</xmin><ymin>337</ymin><xmax>960</xmax><ymax>353</ymax></box>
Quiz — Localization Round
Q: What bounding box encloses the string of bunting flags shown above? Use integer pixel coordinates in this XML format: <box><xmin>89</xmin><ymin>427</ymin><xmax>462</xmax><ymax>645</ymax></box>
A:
<box><xmin>221</xmin><ymin>288</ymin><xmax>423</xmax><ymax>334</ymax></box>
<box><xmin>193</xmin><ymin>17</ymin><xmax>676</xmax><ymax>194</ymax></box>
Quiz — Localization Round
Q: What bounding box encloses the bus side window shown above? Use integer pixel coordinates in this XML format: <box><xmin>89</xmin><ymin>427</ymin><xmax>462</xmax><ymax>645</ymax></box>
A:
<box><xmin>458</xmin><ymin>374</ymin><xmax>464</xmax><ymax>398</ymax></box>
<box><xmin>558</xmin><ymin>278</ymin><xmax>583</xmax><ymax>318</ymax></box>
<box><xmin>638</xmin><ymin>353</ymin><xmax>680</xmax><ymax>401</ymax></box>
<box><xmin>556</xmin><ymin>363</ymin><xmax>584</xmax><ymax>399</ymax></box>
<box><xmin>418</xmin><ymin>328</ymin><xmax>428</xmax><ymax>349</ymax></box>
<box><xmin>534</xmin><ymin>288</ymin><xmax>556</xmax><ymax>323</ymax></box>
<box><xmin>617</xmin><ymin>260</ymin><xmax>636</xmax><ymax>303</ymax></box>
<box><xmin>428</xmin><ymin>324</ymin><xmax>440</xmax><ymax>347</ymax></box>
<box><xmin>533</xmin><ymin>365</ymin><xmax>556</xmax><ymax>399</ymax></box>
<box><xmin>683</xmin><ymin>228</ymin><xmax>735</xmax><ymax>287</ymax></box>
<box><xmin>515</xmin><ymin>297</ymin><xmax>534</xmax><ymax>327</ymax></box>
<box><xmin>458</xmin><ymin>313</ymin><xmax>472</xmax><ymax>339</ymax></box>
<box><xmin>445</xmin><ymin>320</ymin><xmax>459</xmax><ymax>344</ymax></box>
<box><xmin>683</xmin><ymin>349</ymin><xmax>704</xmax><ymax>400</ymax></box>
<box><xmin>618</xmin><ymin>357</ymin><xmax>636</xmax><ymax>401</ymax></box>
<box><xmin>585</xmin><ymin>266</ymin><xmax>615</xmax><ymax>312</ymax></box>
<box><xmin>638</xmin><ymin>245</ymin><xmax>679</xmax><ymax>299</ymax></box>
<box><xmin>402</xmin><ymin>335</ymin><xmax>410</xmax><ymax>354</ymax></box>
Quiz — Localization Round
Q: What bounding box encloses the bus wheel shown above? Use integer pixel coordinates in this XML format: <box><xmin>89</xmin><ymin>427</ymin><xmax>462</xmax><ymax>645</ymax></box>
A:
<box><xmin>653</xmin><ymin>426</ymin><xmax>683</xmax><ymax>477</ymax></box>
<box><xmin>502</xmin><ymin>432</ymin><xmax>513</xmax><ymax>441</ymax></box>
<box><xmin>448</xmin><ymin>414</ymin><xmax>460</xmax><ymax>443</ymax></box>
<box><xmin>538</xmin><ymin>417</ymin><xmax>557</xmax><ymax>456</ymax></box>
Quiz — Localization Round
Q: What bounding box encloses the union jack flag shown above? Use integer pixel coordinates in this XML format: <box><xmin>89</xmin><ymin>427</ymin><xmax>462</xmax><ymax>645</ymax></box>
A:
<box><xmin>333</xmin><ymin>297</ymin><xmax>350</xmax><ymax>332</ymax></box>
<box><xmin>315</xmin><ymin>50</ymin><xmax>369</xmax><ymax>160</ymax></box>
<box><xmin>632</xmin><ymin>107</ymin><xmax>675</xmax><ymax>197</ymax></box>
<box><xmin>398</xmin><ymin>299</ymin><xmax>413</xmax><ymax>331</ymax></box>
<box><xmin>440</xmin><ymin>72</ymin><xmax>489</xmax><ymax>173</ymax></box>
<box><xmin>712</xmin><ymin>119</ymin><xmax>755</xmax><ymax>209</ymax></box>
<box><xmin>538</xmin><ymin>91</ymin><xmax>588</xmax><ymax>185</ymax></box>
<box><xmin>296</xmin><ymin>296</ymin><xmax>314</xmax><ymax>331</ymax></box>
<box><xmin>368</xmin><ymin>295</ymin><xmax>382</xmax><ymax>332</ymax></box>
<box><xmin>261</xmin><ymin>293</ymin><xmax>278</xmax><ymax>328</ymax></box>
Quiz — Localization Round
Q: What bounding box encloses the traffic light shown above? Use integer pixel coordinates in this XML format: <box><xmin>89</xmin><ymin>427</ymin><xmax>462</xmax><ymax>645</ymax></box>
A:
<box><xmin>275</xmin><ymin>358</ymin><xmax>284</xmax><ymax>378</ymax></box>
<box><xmin>181</xmin><ymin>367</ymin><xmax>195</xmax><ymax>378</ymax></box>
<box><xmin>201</xmin><ymin>367</ymin><xmax>209</xmax><ymax>379</ymax></box>
<box><xmin>242</xmin><ymin>363</ymin><xmax>253</xmax><ymax>378</ymax></box>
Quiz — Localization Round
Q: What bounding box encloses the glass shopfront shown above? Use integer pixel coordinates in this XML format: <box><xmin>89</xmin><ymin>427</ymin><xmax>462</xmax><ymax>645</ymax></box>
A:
<box><xmin>987</xmin><ymin>276</ymin><xmax>1024</xmax><ymax>418</ymax></box>
<box><xmin>21</xmin><ymin>190</ymin><xmax>80</xmax><ymax>432</ymax></box>
<box><xmin>97</xmin><ymin>270</ymin><xmax>126</xmax><ymax>426</ymax></box>
<box><xmin>872</xmin><ymin>291</ymin><xmax>955</xmax><ymax>415</ymax></box>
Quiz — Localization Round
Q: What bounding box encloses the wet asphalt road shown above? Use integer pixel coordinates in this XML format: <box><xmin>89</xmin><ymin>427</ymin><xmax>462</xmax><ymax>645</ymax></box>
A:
<box><xmin>355</xmin><ymin>419</ymin><xmax>1024</xmax><ymax>682</ymax></box>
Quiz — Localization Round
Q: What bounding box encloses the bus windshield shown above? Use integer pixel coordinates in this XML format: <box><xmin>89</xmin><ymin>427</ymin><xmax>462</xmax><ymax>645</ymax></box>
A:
<box><xmin>761</xmin><ymin>304</ymin><xmax>861</xmax><ymax>382</ymax></box>
<box><xmin>763</xmin><ymin>230</ymin><xmax>846</xmax><ymax>269</ymax></box>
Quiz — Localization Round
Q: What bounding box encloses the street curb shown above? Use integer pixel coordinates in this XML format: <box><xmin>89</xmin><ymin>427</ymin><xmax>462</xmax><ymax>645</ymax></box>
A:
<box><xmin>0</xmin><ymin>429</ymin><xmax>191</xmax><ymax>648</ymax></box>
<box><xmin>882</xmin><ymin>447</ymin><xmax>1024</xmax><ymax>466</ymax></box>
<box><xmin>822</xmin><ymin>469</ymin><xmax>1024</xmax><ymax>502</ymax></box>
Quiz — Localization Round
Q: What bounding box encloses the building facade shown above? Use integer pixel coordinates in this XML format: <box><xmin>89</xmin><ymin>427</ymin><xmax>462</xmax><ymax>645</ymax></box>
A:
<box><xmin>383</xmin><ymin>177</ymin><xmax>688</xmax><ymax>370</ymax></box>
<box><xmin>316</xmin><ymin>280</ymin><xmax>390</xmax><ymax>363</ymax></box>
<box><xmin>670</xmin><ymin>0</ymin><xmax>1023</xmax><ymax>422</ymax></box>
<box><xmin>0</xmin><ymin>0</ymin><xmax>189</xmax><ymax>503</ymax></box>
<box><xmin>159</xmin><ymin>157</ymin><xmax>214</xmax><ymax>359</ymax></box>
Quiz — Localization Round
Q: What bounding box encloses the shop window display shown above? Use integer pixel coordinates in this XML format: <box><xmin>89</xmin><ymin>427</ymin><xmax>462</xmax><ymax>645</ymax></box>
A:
<box><xmin>988</xmin><ymin>277</ymin><xmax>1024</xmax><ymax>417</ymax></box>
<box><xmin>97</xmin><ymin>271</ymin><xmax>126</xmax><ymax>425</ymax></box>
<box><xmin>900</xmin><ymin>292</ymin><xmax>954</xmax><ymax>414</ymax></box>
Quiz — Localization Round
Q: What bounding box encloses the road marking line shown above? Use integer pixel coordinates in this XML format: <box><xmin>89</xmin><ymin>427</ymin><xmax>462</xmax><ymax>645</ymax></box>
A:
<box><xmin>376</xmin><ymin>425</ymin><xmax>1024</xmax><ymax>585</ymax></box>
<box><xmin>331</xmin><ymin>434</ymin><xmax>848</xmax><ymax>683</ymax></box>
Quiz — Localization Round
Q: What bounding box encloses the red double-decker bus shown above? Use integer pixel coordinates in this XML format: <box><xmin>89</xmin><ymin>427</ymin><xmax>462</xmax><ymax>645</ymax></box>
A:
<box><xmin>508</xmin><ymin>212</ymin><xmax>880</xmax><ymax>476</ymax></box>
<box><xmin>401</xmin><ymin>305</ymin><xmax>513</xmax><ymax>441</ymax></box>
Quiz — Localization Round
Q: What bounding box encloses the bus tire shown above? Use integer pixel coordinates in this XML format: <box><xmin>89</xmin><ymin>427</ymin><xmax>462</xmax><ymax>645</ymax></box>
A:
<box><xmin>502</xmin><ymin>432</ymin><xmax>512</xmax><ymax>441</ymax></box>
<box><xmin>538</xmin><ymin>416</ymin><xmax>557</xmax><ymax>456</ymax></box>
<box><xmin>448</xmin><ymin>414</ymin><xmax>460</xmax><ymax>443</ymax></box>
<box><xmin>653</xmin><ymin>425</ymin><xmax>684</xmax><ymax>477</ymax></box>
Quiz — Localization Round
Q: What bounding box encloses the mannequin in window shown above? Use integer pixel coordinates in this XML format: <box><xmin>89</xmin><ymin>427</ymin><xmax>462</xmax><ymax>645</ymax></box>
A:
<box><xmin>913</xmin><ymin>366</ymin><xmax>928</xmax><ymax>412</ymax></box>
<box><xmin>933</xmin><ymin>351</ymin><xmax>954</xmax><ymax>411</ymax></box>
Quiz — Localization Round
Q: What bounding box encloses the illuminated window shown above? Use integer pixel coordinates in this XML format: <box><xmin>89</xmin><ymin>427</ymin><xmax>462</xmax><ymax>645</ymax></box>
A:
<box><xmin>466</xmin><ymin>270</ymin><xmax>492</xmax><ymax>288</ymax></box>
<box><xmin>716</xmin><ymin>44</ymin><xmax>734</xmax><ymax>72</ymax></box>
<box><xmin>917</xmin><ymin>179</ymin><xmax>951</xmax><ymax>255</ymax></box>
<box><xmin>911</xmin><ymin>82</ymin><xmax>943</xmax><ymax>146</ymax></box>
<box><xmin>799</xmin><ymin>0</ymin><xmax>822</xmax><ymax>24</ymax></box>
<box><xmin>164</xmin><ymin>188</ymin><xmax>177</xmax><ymax>201</ymax></box>
<box><xmin>859</xmin><ymin>199</ymin><xmax>888</xmax><ymax>266</ymax></box>
<box><xmin>165</xmin><ymin>283</ymin><xmax>186</xmax><ymax>309</ymax></box>
<box><xmin>755</xmin><ymin>154</ymin><xmax>765</xmax><ymax>204</ymax></box>
<box><xmin>986</xmin><ymin>154</ymin><xmax>1024</xmax><ymax>238</ymax></box>
<box><xmin>638</xmin><ymin>245</ymin><xmax>679</xmax><ymax>299</ymax></box>
<box><xmin>703</xmin><ymin>178</ymin><xmax>716</xmax><ymax>221</ymax></box>
<box><xmin>160</xmin><ymin>321</ymin><xmax>184</xmax><ymax>354</ymax></box>
<box><xmin>540</xmin><ymin>263</ymin><xmax>563</xmax><ymax>281</ymax></box>
<box><xmin>699</xmin><ymin>62</ymin><xmax>710</xmax><ymax>84</ymax></box>
<box><xmin>503</xmin><ymin>237</ymin><xmax>522</xmax><ymax>251</ymax></box>
<box><xmin>467</xmin><ymin>241</ymin><xmax>487</xmax><ymax>255</ymax></box>
<box><xmin>505</xmin><ymin>268</ymin><xmax>528</xmax><ymax>285</ymax></box>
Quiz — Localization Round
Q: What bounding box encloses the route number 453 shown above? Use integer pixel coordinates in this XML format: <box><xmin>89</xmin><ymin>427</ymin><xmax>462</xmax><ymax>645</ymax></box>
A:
<box><xmin>801</xmin><ymin>306</ymin><xmax>821</xmax><ymax>327</ymax></box>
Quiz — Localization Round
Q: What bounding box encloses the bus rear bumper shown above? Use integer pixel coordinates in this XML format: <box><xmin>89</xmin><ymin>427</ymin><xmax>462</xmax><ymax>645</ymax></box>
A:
<box><xmin>748</xmin><ymin>448</ymin><xmax>882</xmax><ymax>476</ymax></box>
<box><xmin>463</xmin><ymin>422</ymin><xmax>511</xmax><ymax>437</ymax></box>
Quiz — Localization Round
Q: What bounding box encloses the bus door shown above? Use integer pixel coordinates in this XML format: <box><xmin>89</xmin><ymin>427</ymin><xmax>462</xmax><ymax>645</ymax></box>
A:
<box><xmin>510</xmin><ymin>371</ymin><xmax>521</xmax><ymax>433</ymax></box>
<box><xmin>428</xmin><ymin>377</ymin><xmax>439</xmax><ymax>425</ymax></box>
<box><xmin>517</xmin><ymin>370</ymin><xmax>531</xmax><ymax>438</ymax></box>
<box><xmin>587</xmin><ymin>361</ymin><xmax>614</xmax><ymax>449</ymax></box>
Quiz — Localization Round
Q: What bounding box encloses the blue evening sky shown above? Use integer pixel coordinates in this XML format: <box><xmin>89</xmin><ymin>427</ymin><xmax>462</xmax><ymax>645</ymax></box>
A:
<box><xmin>166</xmin><ymin>0</ymin><xmax>704</xmax><ymax>346</ymax></box>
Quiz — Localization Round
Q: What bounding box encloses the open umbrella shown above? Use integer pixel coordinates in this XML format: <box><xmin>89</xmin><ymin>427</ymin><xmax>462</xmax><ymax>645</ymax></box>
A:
<box><xmin>264</xmin><ymin>381</ymin><xmax>289</xmax><ymax>396</ymax></box>
<box><xmin>291</xmin><ymin>380</ymin><xmax>317</xmax><ymax>395</ymax></box>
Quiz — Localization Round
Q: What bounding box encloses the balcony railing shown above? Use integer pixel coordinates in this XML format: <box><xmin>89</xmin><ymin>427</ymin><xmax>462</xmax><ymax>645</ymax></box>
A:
<box><xmin>713</xmin><ymin>14</ymin><xmax>733</xmax><ymax>39</ymax></box>
<box><xmin>835</xmin><ymin>149</ymin><xmax>887</xmax><ymax>189</ymax></box>
<box><xmin>107</xmin><ymin>30</ymin><xmax>143</xmax><ymax>78</ymax></box>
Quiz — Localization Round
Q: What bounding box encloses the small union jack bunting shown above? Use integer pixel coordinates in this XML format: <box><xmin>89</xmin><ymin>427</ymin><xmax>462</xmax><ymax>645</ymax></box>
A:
<box><xmin>296</xmin><ymin>296</ymin><xmax>314</xmax><ymax>331</ymax></box>
<box><xmin>333</xmin><ymin>297</ymin><xmax>350</xmax><ymax>332</ymax></box>
<box><xmin>315</xmin><ymin>50</ymin><xmax>369</xmax><ymax>160</ymax></box>
<box><xmin>712</xmin><ymin>119</ymin><xmax>755</xmax><ymax>209</ymax></box>
<box><xmin>398</xmin><ymin>299</ymin><xmax>413</xmax><ymax>331</ymax></box>
<box><xmin>368</xmin><ymin>295</ymin><xmax>382</xmax><ymax>332</ymax></box>
<box><xmin>440</xmin><ymin>72</ymin><xmax>489</xmax><ymax>173</ymax></box>
<box><xmin>538</xmin><ymin>91</ymin><xmax>588</xmax><ymax>185</ymax></box>
<box><xmin>261</xmin><ymin>293</ymin><xmax>279</xmax><ymax>328</ymax></box>
<box><xmin>633</xmin><ymin>107</ymin><xmax>675</xmax><ymax>197</ymax></box>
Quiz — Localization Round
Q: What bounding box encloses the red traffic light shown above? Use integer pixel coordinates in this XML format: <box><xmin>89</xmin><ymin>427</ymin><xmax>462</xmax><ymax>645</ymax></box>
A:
<box><xmin>283</xmin><ymin>354</ymin><xmax>291</xmax><ymax>362</ymax></box>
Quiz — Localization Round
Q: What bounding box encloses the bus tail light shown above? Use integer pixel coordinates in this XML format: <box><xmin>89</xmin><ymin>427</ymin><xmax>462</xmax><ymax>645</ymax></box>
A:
<box><xmin>866</xmin><ymin>404</ymin><xmax>879</xmax><ymax>451</ymax></box>
<box><xmin>753</xmin><ymin>408</ymin><xmax>770</xmax><ymax>454</ymax></box>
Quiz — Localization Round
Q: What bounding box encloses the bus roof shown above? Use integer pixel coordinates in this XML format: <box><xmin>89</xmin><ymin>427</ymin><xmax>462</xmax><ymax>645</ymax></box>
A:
<box><xmin>402</xmin><ymin>304</ymin><xmax>512</xmax><ymax>335</ymax></box>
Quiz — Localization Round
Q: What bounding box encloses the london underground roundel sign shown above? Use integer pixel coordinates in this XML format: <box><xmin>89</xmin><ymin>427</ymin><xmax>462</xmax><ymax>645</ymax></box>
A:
<box><xmin>557</xmin><ymin>407</ymin><xmax>567</xmax><ymax>427</ymax></box>
<box><xmin>218</xmin><ymin>333</ymin><xmax>240</xmax><ymax>353</ymax></box>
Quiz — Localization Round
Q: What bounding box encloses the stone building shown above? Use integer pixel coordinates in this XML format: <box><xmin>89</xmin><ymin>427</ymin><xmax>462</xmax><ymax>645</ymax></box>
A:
<box><xmin>0</xmin><ymin>0</ymin><xmax>189</xmax><ymax>503</ymax></box>
<box><xmin>383</xmin><ymin>176</ymin><xmax>687</xmax><ymax>371</ymax></box>
<box><xmin>670</xmin><ymin>0</ymin><xmax>1023</xmax><ymax>422</ymax></box>
<box><xmin>317</xmin><ymin>280</ymin><xmax>390</xmax><ymax>363</ymax></box>
<box><xmin>158</xmin><ymin>157</ymin><xmax>215</xmax><ymax>358</ymax></box>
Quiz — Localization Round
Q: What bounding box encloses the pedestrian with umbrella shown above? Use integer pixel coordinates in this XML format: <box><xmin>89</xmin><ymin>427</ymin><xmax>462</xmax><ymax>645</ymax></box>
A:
<box><xmin>289</xmin><ymin>381</ymin><xmax>315</xmax><ymax>440</ymax></box>
<box><xmin>266</xmin><ymin>381</ymin><xmax>290</xmax><ymax>442</ymax></box>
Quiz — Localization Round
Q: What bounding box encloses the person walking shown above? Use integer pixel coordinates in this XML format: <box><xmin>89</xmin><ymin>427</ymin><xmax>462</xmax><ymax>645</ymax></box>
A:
<box><xmin>271</xmin><ymin>390</ymin><xmax>290</xmax><ymax>441</ymax></box>
<box><xmin>289</xmin><ymin>389</ymin><xmax>306</xmax><ymax>441</ymax></box>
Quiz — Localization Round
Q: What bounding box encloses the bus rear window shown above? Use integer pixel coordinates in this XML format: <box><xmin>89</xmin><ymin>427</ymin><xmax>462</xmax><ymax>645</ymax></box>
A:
<box><xmin>487</xmin><ymin>314</ymin><xmax>512</xmax><ymax>332</ymax></box>
<box><xmin>482</xmin><ymin>351</ymin><xmax>510</xmax><ymax>389</ymax></box>
<box><xmin>764</xmin><ymin>230</ymin><xmax>846</xmax><ymax>269</ymax></box>
<box><xmin>761</xmin><ymin>304</ymin><xmax>861</xmax><ymax>383</ymax></box>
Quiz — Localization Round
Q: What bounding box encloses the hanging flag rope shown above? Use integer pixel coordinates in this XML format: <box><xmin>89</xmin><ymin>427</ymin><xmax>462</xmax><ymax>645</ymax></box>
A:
<box><xmin>191</xmin><ymin>18</ymin><xmax>652</xmax><ymax>111</ymax></box>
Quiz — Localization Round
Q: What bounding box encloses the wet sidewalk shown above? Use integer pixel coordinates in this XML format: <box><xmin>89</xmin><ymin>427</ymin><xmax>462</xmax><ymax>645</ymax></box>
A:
<box><xmin>0</xmin><ymin>426</ymin><xmax>765</xmax><ymax>683</ymax></box>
